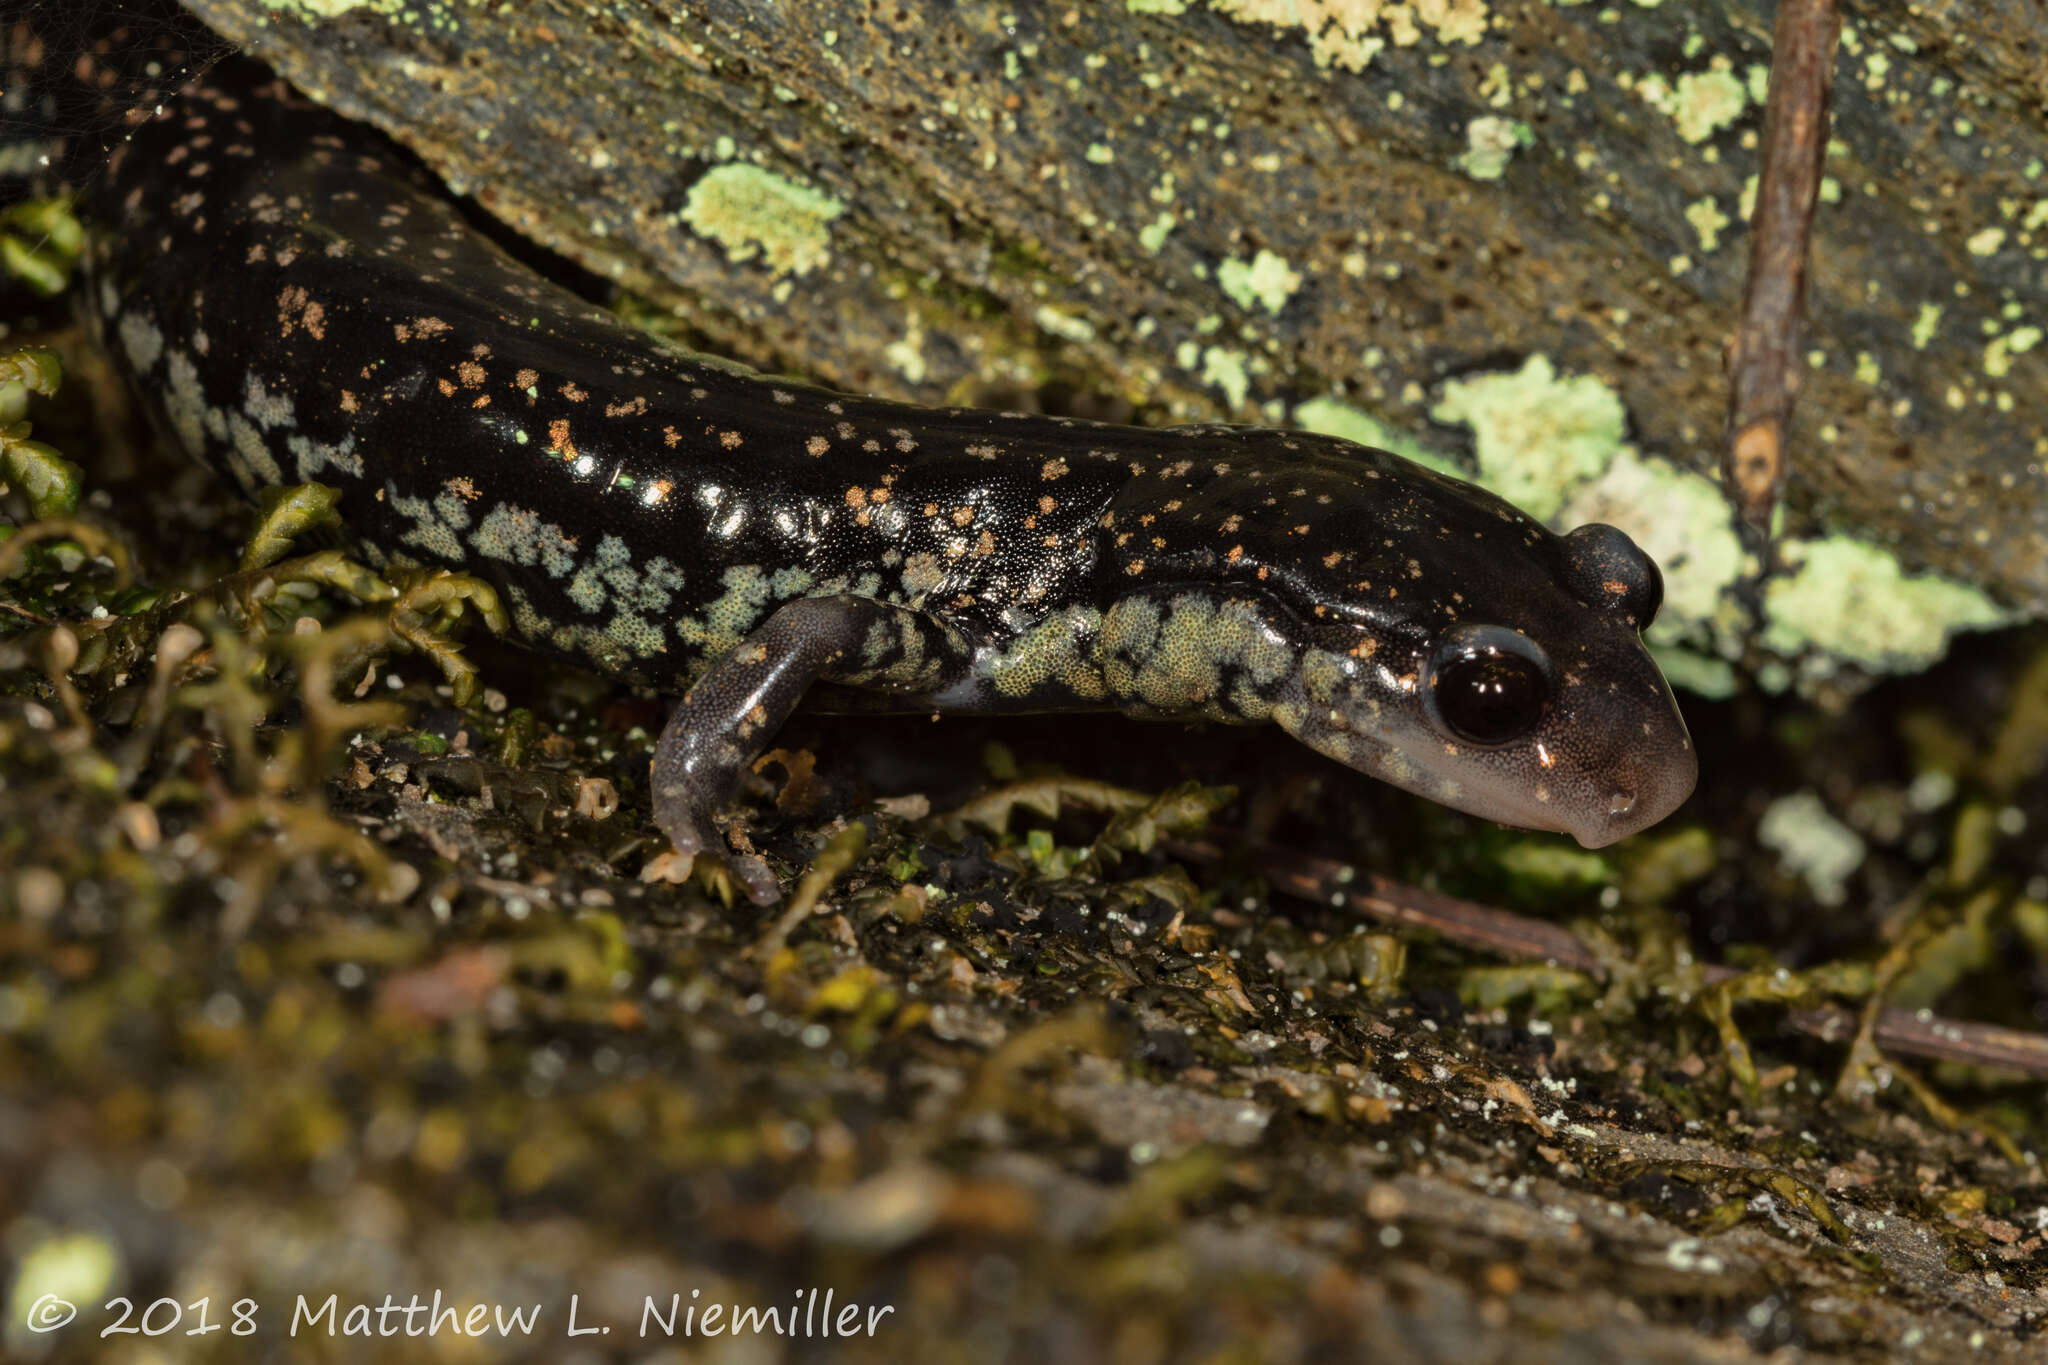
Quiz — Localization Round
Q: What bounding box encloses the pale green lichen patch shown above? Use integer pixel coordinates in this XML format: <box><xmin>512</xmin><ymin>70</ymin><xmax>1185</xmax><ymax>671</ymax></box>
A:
<box><xmin>1292</xmin><ymin>395</ymin><xmax>1464</xmax><ymax>479</ymax></box>
<box><xmin>1635</xmin><ymin>65</ymin><xmax>1749</xmax><ymax>144</ymax></box>
<box><xmin>1139</xmin><ymin>212</ymin><xmax>1179</xmax><ymax>254</ymax></box>
<box><xmin>1912</xmin><ymin>303</ymin><xmax>1943</xmax><ymax>350</ymax></box>
<box><xmin>1217</xmin><ymin>249</ymin><xmax>1302</xmax><ymax>315</ymax></box>
<box><xmin>1966</xmin><ymin>226</ymin><xmax>2005</xmax><ymax>256</ymax></box>
<box><xmin>1685</xmin><ymin>196</ymin><xmax>1730</xmax><ymax>252</ymax></box>
<box><xmin>1199</xmin><ymin>346</ymin><xmax>1251</xmax><ymax>408</ymax></box>
<box><xmin>1983</xmin><ymin>325</ymin><xmax>2041</xmax><ymax>379</ymax></box>
<box><xmin>256</xmin><ymin>0</ymin><xmax>401</xmax><ymax>16</ymax></box>
<box><xmin>1559</xmin><ymin>449</ymin><xmax>1746</xmax><ymax>655</ymax></box>
<box><xmin>1456</xmin><ymin>116</ymin><xmax>1532</xmax><ymax>181</ymax></box>
<box><xmin>1760</xmin><ymin>536</ymin><xmax>2013</xmax><ymax>684</ymax></box>
<box><xmin>1757</xmin><ymin>791</ymin><xmax>1865</xmax><ymax>907</ymax></box>
<box><xmin>1427</xmin><ymin>350</ymin><xmax>2013</xmax><ymax>699</ymax></box>
<box><xmin>679</xmin><ymin>164</ymin><xmax>844</xmax><ymax>278</ymax></box>
<box><xmin>1139</xmin><ymin>0</ymin><xmax>1487</xmax><ymax>73</ymax></box>
<box><xmin>1034</xmin><ymin>305</ymin><xmax>1097</xmax><ymax>344</ymax></box>
<box><xmin>1430</xmin><ymin>355</ymin><xmax>1626</xmax><ymax>520</ymax></box>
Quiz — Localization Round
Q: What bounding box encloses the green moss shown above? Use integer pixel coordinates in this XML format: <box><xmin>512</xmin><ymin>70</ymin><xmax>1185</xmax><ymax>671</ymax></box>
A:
<box><xmin>679</xmin><ymin>164</ymin><xmax>845</xmax><ymax>279</ymax></box>
<box><xmin>1430</xmin><ymin>355</ymin><xmax>1626</xmax><ymax>521</ymax></box>
<box><xmin>1760</xmin><ymin>536</ymin><xmax>2013</xmax><ymax>682</ymax></box>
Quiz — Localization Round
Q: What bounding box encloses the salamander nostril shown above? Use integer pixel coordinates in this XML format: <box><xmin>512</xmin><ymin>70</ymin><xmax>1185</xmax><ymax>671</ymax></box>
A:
<box><xmin>1607</xmin><ymin>789</ymin><xmax>1637</xmax><ymax>819</ymax></box>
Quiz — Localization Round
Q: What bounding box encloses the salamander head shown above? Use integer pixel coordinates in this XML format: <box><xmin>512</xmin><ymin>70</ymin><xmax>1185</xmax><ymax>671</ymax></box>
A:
<box><xmin>1105</xmin><ymin>442</ymin><xmax>1697</xmax><ymax>844</ymax></box>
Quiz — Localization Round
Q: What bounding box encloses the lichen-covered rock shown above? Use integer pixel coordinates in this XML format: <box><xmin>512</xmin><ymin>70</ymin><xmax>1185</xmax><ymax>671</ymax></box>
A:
<box><xmin>189</xmin><ymin>0</ymin><xmax>2048</xmax><ymax>627</ymax></box>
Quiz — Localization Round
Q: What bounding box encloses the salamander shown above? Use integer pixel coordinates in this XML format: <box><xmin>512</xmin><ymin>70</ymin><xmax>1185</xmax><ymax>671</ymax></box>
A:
<box><xmin>11</xmin><ymin>34</ymin><xmax>1696</xmax><ymax>902</ymax></box>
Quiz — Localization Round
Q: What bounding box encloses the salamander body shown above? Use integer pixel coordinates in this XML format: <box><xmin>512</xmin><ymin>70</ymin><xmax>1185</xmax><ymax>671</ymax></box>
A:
<box><xmin>23</xmin><ymin>41</ymin><xmax>1695</xmax><ymax>900</ymax></box>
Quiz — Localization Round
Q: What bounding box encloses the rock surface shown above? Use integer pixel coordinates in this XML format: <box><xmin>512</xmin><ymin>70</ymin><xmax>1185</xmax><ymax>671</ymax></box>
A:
<box><xmin>192</xmin><ymin>0</ymin><xmax>2048</xmax><ymax>615</ymax></box>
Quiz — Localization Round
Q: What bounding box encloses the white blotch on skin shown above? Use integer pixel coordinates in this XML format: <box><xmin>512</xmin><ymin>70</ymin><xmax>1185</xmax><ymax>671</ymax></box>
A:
<box><xmin>472</xmin><ymin>502</ymin><xmax>580</xmax><ymax>577</ymax></box>
<box><xmin>286</xmin><ymin>431</ymin><xmax>364</xmax><ymax>479</ymax></box>
<box><xmin>243</xmin><ymin>373</ymin><xmax>295</xmax><ymax>430</ymax></box>
<box><xmin>117</xmin><ymin>311</ymin><xmax>164</xmax><ymax>374</ymax></box>
<box><xmin>162</xmin><ymin>350</ymin><xmax>209</xmax><ymax>458</ymax></box>
<box><xmin>227</xmin><ymin>411</ymin><xmax>284</xmax><ymax>485</ymax></box>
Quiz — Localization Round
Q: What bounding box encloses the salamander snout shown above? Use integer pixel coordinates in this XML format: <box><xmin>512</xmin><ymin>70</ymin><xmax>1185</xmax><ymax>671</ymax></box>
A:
<box><xmin>1567</xmin><ymin>738</ymin><xmax>1699</xmax><ymax>848</ymax></box>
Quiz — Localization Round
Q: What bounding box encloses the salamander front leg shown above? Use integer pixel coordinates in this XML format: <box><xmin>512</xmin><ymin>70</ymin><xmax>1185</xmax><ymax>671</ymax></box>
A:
<box><xmin>650</xmin><ymin>594</ymin><xmax>970</xmax><ymax>904</ymax></box>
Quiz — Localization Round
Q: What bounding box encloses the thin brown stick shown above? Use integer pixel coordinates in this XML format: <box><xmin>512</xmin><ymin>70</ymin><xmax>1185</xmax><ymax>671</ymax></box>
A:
<box><xmin>1167</xmin><ymin>836</ymin><xmax>2048</xmax><ymax>1080</ymax></box>
<box><xmin>1724</xmin><ymin>0</ymin><xmax>1840</xmax><ymax>536</ymax></box>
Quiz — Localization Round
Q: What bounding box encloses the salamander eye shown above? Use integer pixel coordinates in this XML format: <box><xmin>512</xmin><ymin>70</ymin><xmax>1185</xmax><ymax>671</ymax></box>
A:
<box><xmin>1425</xmin><ymin>626</ymin><xmax>1553</xmax><ymax>747</ymax></box>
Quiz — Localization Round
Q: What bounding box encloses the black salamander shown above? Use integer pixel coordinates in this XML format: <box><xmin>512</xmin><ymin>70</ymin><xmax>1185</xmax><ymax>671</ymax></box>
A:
<box><xmin>21</xmin><ymin>46</ymin><xmax>1696</xmax><ymax>902</ymax></box>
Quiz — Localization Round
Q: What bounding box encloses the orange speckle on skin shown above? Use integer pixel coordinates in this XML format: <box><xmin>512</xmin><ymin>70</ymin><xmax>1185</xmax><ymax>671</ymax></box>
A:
<box><xmin>548</xmin><ymin>418</ymin><xmax>576</xmax><ymax>457</ymax></box>
<box><xmin>559</xmin><ymin>382</ymin><xmax>588</xmax><ymax>402</ymax></box>
<box><xmin>457</xmin><ymin>360</ymin><xmax>486</xmax><ymax>387</ymax></box>
<box><xmin>1041</xmin><ymin>458</ymin><xmax>1069</xmax><ymax>481</ymax></box>
<box><xmin>719</xmin><ymin>430</ymin><xmax>743</xmax><ymax>450</ymax></box>
<box><xmin>1226</xmin><ymin>544</ymin><xmax>1244</xmax><ymax>563</ymax></box>
<box><xmin>806</xmin><ymin>435</ymin><xmax>829</xmax><ymax>457</ymax></box>
<box><xmin>436</xmin><ymin>378</ymin><xmax>456</xmax><ymax>397</ymax></box>
<box><xmin>339</xmin><ymin>391</ymin><xmax>359</xmax><ymax>414</ymax></box>
<box><xmin>514</xmin><ymin>368</ymin><xmax>539</xmax><ymax>390</ymax></box>
<box><xmin>845</xmin><ymin>487</ymin><xmax>868</xmax><ymax>508</ymax></box>
<box><xmin>663</xmin><ymin>426</ymin><xmax>682</xmax><ymax>448</ymax></box>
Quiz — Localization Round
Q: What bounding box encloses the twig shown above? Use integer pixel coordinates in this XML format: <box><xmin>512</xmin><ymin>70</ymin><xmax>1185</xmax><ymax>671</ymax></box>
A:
<box><xmin>1723</xmin><ymin>0</ymin><xmax>1840</xmax><ymax>538</ymax></box>
<box><xmin>1166</xmin><ymin>836</ymin><xmax>2048</xmax><ymax>1080</ymax></box>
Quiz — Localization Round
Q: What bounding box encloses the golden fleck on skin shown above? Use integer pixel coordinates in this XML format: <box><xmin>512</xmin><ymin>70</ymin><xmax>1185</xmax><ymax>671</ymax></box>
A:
<box><xmin>806</xmin><ymin>435</ymin><xmax>829</xmax><ymax>456</ymax></box>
